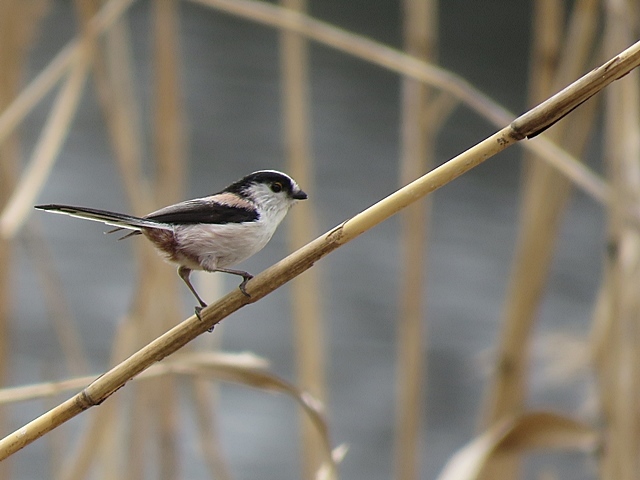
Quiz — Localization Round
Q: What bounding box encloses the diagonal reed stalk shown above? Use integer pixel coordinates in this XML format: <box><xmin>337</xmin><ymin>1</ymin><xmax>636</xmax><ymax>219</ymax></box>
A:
<box><xmin>1</xmin><ymin>37</ymin><xmax>639</xmax><ymax>465</ymax></box>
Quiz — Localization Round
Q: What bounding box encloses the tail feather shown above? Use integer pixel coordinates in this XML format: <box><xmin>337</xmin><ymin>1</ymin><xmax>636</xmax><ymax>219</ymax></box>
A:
<box><xmin>34</xmin><ymin>204</ymin><xmax>172</xmax><ymax>232</ymax></box>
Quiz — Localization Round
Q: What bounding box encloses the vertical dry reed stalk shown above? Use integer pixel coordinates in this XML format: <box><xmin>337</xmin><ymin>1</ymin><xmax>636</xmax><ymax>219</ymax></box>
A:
<box><xmin>70</xmin><ymin>0</ymin><xmax>191</xmax><ymax>474</ymax></box>
<box><xmin>148</xmin><ymin>1</ymin><xmax>186</xmax><ymax>477</ymax></box>
<box><xmin>64</xmin><ymin>0</ymin><xmax>186</xmax><ymax>475</ymax></box>
<box><xmin>58</xmin><ymin>318</ymin><xmax>138</xmax><ymax>480</ymax></box>
<box><xmin>481</xmin><ymin>0</ymin><xmax>565</xmax><ymax>442</ymax></box>
<box><xmin>279</xmin><ymin>0</ymin><xmax>327</xmax><ymax>478</ymax></box>
<box><xmin>0</xmin><ymin>5</ymin><xmax>20</xmax><ymax>480</ymax></box>
<box><xmin>482</xmin><ymin>3</ymin><xmax>600</xmax><ymax>477</ymax></box>
<box><xmin>596</xmin><ymin>1</ymin><xmax>640</xmax><ymax>478</ymax></box>
<box><xmin>0</xmin><ymin>1</ymin><xmax>49</xmax><ymax>478</ymax></box>
<box><xmin>395</xmin><ymin>1</ymin><xmax>438</xmax><ymax>479</ymax></box>
<box><xmin>189</xmin><ymin>379</ymin><xmax>233</xmax><ymax>480</ymax></box>
<box><xmin>63</xmin><ymin>2</ymin><xmax>150</xmax><ymax>476</ymax></box>
<box><xmin>63</xmin><ymin>3</ymin><xmax>141</xmax><ymax>477</ymax></box>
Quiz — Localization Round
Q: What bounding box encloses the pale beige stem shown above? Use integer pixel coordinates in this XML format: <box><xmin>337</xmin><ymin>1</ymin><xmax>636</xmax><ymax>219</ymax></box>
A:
<box><xmin>279</xmin><ymin>0</ymin><xmax>326</xmax><ymax>477</ymax></box>
<box><xmin>148</xmin><ymin>2</ymin><xmax>186</xmax><ymax>478</ymax></box>
<box><xmin>394</xmin><ymin>1</ymin><xmax>438</xmax><ymax>479</ymax></box>
<box><xmin>0</xmin><ymin>2</ymin><xmax>48</xmax><ymax>477</ymax></box>
<box><xmin>190</xmin><ymin>379</ymin><xmax>233</xmax><ymax>480</ymax></box>
<box><xmin>481</xmin><ymin>4</ymin><xmax>600</xmax><ymax>477</ymax></box>
<box><xmin>58</xmin><ymin>317</ymin><xmax>138</xmax><ymax>480</ymax></box>
<box><xmin>482</xmin><ymin>0</ymin><xmax>600</xmax><ymax>424</ymax></box>
<box><xmin>597</xmin><ymin>2</ymin><xmax>640</xmax><ymax>478</ymax></box>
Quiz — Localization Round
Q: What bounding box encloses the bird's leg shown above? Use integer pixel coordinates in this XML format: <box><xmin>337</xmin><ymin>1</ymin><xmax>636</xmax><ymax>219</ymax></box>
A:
<box><xmin>214</xmin><ymin>267</ymin><xmax>254</xmax><ymax>297</ymax></box>
<box><xmin>177</xmin><ymin>266</ymin><xmax>209</xmax><ymax>323</ymax></box>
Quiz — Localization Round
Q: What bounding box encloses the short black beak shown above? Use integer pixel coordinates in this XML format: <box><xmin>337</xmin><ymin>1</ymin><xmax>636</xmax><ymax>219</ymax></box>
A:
<box><xmin>292</xmin><ymin>190</ymin><xmax>308</xmax><ymax>200</ymax></box>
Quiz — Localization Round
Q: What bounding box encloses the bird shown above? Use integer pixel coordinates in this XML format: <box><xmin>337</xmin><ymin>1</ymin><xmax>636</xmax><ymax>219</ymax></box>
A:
<box><xmin>35</xmin><ymin>170</ymin><xmax>307</xmax><ymax>318</ymax></box>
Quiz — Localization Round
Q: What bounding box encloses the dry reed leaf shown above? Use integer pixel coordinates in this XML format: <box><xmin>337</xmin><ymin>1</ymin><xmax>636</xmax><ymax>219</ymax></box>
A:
<box><xmin>0</xmin><ymin>351</ymin><xmax>340</xmax><ymax>474</ymax></box>
<box><xmin>177</xmin><ymin>361</ymin><xmax>339</xmax><ymax>477</ymax></box>
<box><xmin>0</xmin><ymin>352</ymin><xmax>268</xmax><ymax>405</ymax></box>
<box><xmin>436</xmin><ymin>412</ymin><xmax>599</xmax><ymax>480</ymax></box>
<box><xmin>0</xmin><ymin>376</ymin><xmax>96</xmax><ymax>405</ymax></box>
<box><xmin>168</xmin><ymin>351</ymin><xmax>270</xmax><ymax>371</ymax></box>
<box><xmin>53</xmin><ymin>351</ymin><xmax>337</xmax><ymax>476</ymax></box>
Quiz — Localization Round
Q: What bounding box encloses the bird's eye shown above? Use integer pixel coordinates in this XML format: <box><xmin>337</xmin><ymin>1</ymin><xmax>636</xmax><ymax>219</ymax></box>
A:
<box><xmin>271</xmin><ymin>182</ymin><xmax>283</xmax><ymax>193</ymax></box>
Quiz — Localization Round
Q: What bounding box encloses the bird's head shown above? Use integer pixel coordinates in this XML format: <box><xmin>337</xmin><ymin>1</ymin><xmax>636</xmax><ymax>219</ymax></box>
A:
<box><xmin>225</xmin><ymin>170</ymin><xmax>307</xmax><ymax>213</ymax></box>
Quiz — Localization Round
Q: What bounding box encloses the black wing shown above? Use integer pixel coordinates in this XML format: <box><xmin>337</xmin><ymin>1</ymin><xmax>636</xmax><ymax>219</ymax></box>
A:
<box><xmin>145</xmin><ymin>199</ymin><xmax>258</xmax><ymax>225</ymax></box>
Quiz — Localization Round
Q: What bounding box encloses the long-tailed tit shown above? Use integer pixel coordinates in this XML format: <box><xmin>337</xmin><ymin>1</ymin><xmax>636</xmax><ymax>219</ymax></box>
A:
<box><xmin>36</xmin><ymin>170</ymin><xmax>307</xmax><ymax>316</ymax></box>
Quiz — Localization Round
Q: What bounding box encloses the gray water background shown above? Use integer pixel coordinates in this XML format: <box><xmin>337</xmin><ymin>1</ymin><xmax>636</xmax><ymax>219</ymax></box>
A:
<box><xmin>10</xmin><ymin>1</ymin><xmax>603</xmax><ymax>478</ymax></box>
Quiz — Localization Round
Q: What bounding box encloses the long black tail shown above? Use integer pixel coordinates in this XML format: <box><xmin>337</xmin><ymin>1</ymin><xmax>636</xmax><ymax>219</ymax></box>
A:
<box><xmin>34</xmin><ymin>204</ymin><xmax>172</xmax><ymax>231</ymax></box>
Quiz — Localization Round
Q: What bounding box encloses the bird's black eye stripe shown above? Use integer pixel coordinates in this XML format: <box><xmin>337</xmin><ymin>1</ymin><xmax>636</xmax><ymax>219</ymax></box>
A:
<box><xmin>270</xmin><ymin>182</ymin><xmax>283</xmax><ymax>193</ymax></box>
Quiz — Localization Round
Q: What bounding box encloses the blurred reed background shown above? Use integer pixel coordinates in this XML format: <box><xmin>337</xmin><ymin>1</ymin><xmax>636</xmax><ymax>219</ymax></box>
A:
<box><xmin>0</xmin><ymin>0</ymin><xmax>638</xmax><ymax>479</ymax></box>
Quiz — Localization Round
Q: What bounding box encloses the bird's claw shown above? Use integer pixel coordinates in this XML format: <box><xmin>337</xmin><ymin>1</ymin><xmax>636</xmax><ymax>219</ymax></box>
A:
<box><xmin>238</xmin><ymin>275</ymin><xmax>253</xmax><ymax>297</ymax></box>
<box><xmin>194</xmin><ymin>305</ymin><xmax>215</xmax><ymax>333</ymax></box>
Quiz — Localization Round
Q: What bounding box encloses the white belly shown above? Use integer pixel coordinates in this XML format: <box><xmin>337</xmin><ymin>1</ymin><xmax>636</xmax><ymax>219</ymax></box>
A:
<box><xmin>174</xmin><ymin>220</ymin><xmax>277</xmax><ymax>271</ymax></box>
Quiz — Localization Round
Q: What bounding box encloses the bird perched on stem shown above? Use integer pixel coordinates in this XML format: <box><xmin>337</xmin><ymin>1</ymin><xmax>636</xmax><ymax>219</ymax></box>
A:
<box><xmin>36</xmin><ymin>170</ymin><xmax>307</xmax><ymax>318</ymax></box>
